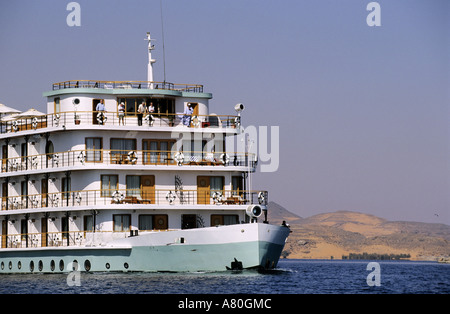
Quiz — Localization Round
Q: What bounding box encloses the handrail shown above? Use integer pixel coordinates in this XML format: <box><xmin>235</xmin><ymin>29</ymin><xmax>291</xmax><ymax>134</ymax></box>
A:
<box><xmin>1</xmin><ymin>189</ymin><xmax>267</xmax><ymax>211</ymax></box>
<box><xmin>1</xmin><ymin>149</ymin><xmax>256</xmax><ymax>173</ymax></box>
<box><xmin>3</xmin><ymin>229</ymin><xmax>174</xmax><ymax>249</ymax></box>
<box><xmin>0</xmin><ymin>110</ymin><xmax>240</xmax><ymax>134</ymax></box>
<box><xmin>51</xmin><ymin>80</ymin><xmax>204</xmax><ymax>93</ymax></box>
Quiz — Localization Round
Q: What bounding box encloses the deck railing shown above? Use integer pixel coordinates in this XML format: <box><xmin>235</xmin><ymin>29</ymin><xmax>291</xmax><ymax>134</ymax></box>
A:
<box><xmin>2</xmin><ymin>229</ymin><xmax>160</xmax><ymax>249</ymax></box>
<box><xmin>1</xmin><ymin>189</ymin><xmax>268</xmax><ymax>211</ymax></box>
<box><xmin>0</xmin><ymin>111</ymin><xmax>240</xmax><ymax>134</ymax></box>
<box><xmin>1</xmin><ymin>149</ymin><xmax>256</xmax><ymax>173</ymax></box>
<box><xmin>52</xmin><ymin>80</ymin><xmax>204</xmax><ymax>93</ymax></box>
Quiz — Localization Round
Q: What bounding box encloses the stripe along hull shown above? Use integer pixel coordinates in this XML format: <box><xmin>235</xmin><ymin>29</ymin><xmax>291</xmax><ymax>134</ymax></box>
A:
<box><xmin>0</xmin><ymin>223</ymin><xmax>290</xmax><ymax>273</ymax></box>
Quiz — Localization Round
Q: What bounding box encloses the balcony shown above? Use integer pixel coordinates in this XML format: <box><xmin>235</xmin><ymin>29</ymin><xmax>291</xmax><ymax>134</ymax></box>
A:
<box><xmin>1</xmin><ymin>149</ymin><xmax>256</xmax><ymax>174</ymax></box>
<box><xmin>1</xmin><ymin>189</ymin><xmax>268</xmax><ymax>211</ymax></box>
<box><xmin>52</xmin><ymin>80</ymin><xmax>204</xmax><ymax>93</ymax></box>
<box><xmin>0</xmin><ymin>111</ymin><xmax>241</xmax><ymax>134</ymax></box>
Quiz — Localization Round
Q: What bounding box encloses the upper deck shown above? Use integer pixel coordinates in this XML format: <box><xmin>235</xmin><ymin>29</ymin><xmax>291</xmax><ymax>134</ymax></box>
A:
<box><xmin>1</xmin><ymin>80</ymin><xmax>240</xmax><ymax>137</ymax></box>
<box><xmin>51</xmin><ymin>80</ymin><xmax>205</xmax><ymax>94</ymax></box>
<box><xmin>46</xmin><ymin>80</ymin><xmax>212</xmax><ymax>99</ymax></box>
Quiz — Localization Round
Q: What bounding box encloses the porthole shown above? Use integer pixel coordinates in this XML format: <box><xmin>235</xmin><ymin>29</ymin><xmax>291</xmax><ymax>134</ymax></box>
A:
<box><xmin>1</xmin><ymin>262</ymin><xmax>4</xmax><ymax>270</ymax></box>
<box><xmin>72</xmin><ymin>260</ymin><xmax>79</xmax><ymax>271</ymax></box>
<box><xmin>124</xmin><ymin>262</ymin><xmax>129</xmax><ymax>269</ymax></box>
<box><xmin>30</xmin><ymin>261</ymin><xmax>34</xmax><ymax>272</ymax></box>
<box><xmin>8</xmin><ymin>261</ymin><xmax>12</xmax><ymax>270</ymax></box>
<box><xmin>59</xmin><ymin>260</ymin><xmax>64</xmax><ymax>271</ymax></box>
<box><xmin>105</xmin><ymin>263</ymin><xmax>110</xmax><ymax>269</ymax></box>
<box><xmin>17</xmin><ymin>261</ymin><xmax>21</xmax><ymax>270</ymax></box>
<box><xmin>38</xmin><ymin>260</ymin><xmax>43</xmax><ymax>271</ymax></box>
<box><xmin>50</xmin><ymin>260</ymin><xmax>55</xmax><ymax>271</ymax></box>
<box><xmin>84</xmin><ymin>260</ymin><xmax>91</xmax><ymax>272</ymax></box>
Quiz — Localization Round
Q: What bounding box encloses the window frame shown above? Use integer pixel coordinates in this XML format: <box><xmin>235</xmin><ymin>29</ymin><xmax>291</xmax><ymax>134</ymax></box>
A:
<box><xmin>101</xmin><ymin>174</ymin><xmax>118</xmax><ymax>197</ymax></box>
<box><xmin>85</xmin><ymin>137</ymin><xmax>103</xmax><ymax>162</ymax></box>
<box><xmin>113</xmin><ymin>214</ymin><xmax>131</xmax><ymax>232</ymax></box>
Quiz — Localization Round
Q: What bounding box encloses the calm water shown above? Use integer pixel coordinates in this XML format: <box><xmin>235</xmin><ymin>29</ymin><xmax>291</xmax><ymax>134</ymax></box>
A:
<box><xmin>0</xmin><ymin>259</ymin><xmax>448</xmax><ymax>294</ymax></box>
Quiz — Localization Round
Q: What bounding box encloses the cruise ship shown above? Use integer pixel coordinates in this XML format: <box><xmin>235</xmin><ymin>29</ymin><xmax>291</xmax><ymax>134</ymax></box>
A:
<box><xmin>0</xmin><ymin>33</ymin><xmax>290</xmax><ymax>273</ymax></box>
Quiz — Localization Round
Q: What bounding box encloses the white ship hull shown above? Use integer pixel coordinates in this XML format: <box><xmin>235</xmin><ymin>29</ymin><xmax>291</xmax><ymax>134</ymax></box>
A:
<box><xmin>0</xmin><ymin>223</ymin><xmax>290</xmax><ymax>273</ymax></box>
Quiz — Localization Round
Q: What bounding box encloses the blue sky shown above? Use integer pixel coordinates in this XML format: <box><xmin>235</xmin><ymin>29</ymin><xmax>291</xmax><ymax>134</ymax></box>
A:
<box><xmin>0</xmin><ymin>0</ymin><xmax>449</xmax><ymax>224</ymax></box>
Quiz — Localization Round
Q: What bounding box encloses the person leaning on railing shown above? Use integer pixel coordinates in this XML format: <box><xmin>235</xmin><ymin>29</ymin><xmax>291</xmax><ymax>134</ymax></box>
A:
<box><xmin>137</xmin><ymin>101</ymin><xmax>147</xmax><ymax>126</ymax></box>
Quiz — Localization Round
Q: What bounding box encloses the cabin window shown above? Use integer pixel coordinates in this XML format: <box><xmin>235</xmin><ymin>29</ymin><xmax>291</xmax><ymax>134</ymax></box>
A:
<box><xmin>232</xmin><ymin>176</ymin><xmax>244</xmax><ymax>196</ymax></box>
<box><xmin>181</xmin><ymin>214</ymin><xmax>198</xmax><ymax>230</ymax></box>
<box><xmin>117</xmin><ymin>97</ymin><xmax>175</xmax><ymax>117</ymax></box>
<box><xmin>62</xmin><ymin>216</ymin><xmax>69</xmax><ymax>239</ymax></box>
<box><xmin>210</xmin><ymin>176</ymin><xmax>224</xmax><ymax>197</ymax></box>
<box><xmin>21</xmin><ymin>219</ymin><xmax>28</xmax><ymax>241</ymax></box>
<box><xmin>126</xmin><ymin>175</ymin><xmax>140</xmax><ymax>197</ymax></box>
<box><xmin>54</xmin><ymin>97</ymin><xmax>60</xmax><ymax>114</ymax></box>
<box><xmin>142</xmin><ymin>139</ymin><xmax>175</xmax><ymax>164</ymax></box>
<box><xmin>138</xmin><ymin>214</ymin><xmax>168</xmax><ymax>230</ymax></box>
<box><xmin>101</xmin><ymin>175</ymin><xmax>118</xmax><ymax>197</ymax></box>
<box><xmin>62</xmin><ymin>177</ymin><xmax>71</xmax><ymax>200</ymax></box>
<box><xmin>45</xmin><ymin>141</ymin><xmax>54</xmax><ymax>159</ymax></box>
<box><xmin>85</xmin><ymin>137</ymin><xmax>102</xmax><ymax>162</ymax></box>
<box><xmin>211</xmin><ymin>215</ymin><xmax>239</xmax><ymax>226</ymax></box>
<box><xmin>138</xmin><ymin>215</ymin><xmax>153</xmax><ymax>230</ymax></box>
<box><xmin>83</xmin><ymin>215</ymin><xmax>93</xmax><ymax>232</ymax></box>
<box><xmin>113</xmin><ymin>214</ymin><xmax>131</xmax><ymax>232</ymax></box>
<box><xmin>21</xmin><ymin>143</ymin><xmax>28</xmax><ymax>163</ymax></box>
<box><xmin>110</xmin><ymin>138</ymin><xmax>136</xmax><ymax>156</ymax></box>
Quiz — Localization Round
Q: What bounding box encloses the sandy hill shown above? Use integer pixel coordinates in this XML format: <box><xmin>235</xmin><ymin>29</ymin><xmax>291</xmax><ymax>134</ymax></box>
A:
<box><xmin>267</xmin><ymin>203</ymin><xmax>450</xmax><ymax>261</ymax></box>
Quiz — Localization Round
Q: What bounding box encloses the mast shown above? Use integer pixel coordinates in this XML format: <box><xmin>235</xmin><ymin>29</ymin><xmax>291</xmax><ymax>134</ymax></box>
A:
<box><xmin>145</xmin><ymin>32</ymin><xmax>156</xmax><ymax>89</ymax></box>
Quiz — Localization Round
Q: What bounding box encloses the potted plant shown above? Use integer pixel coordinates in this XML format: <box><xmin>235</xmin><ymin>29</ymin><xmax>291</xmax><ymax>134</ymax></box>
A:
<box><xmin>74</xmin><ymin>113</ymin><xmax>81</xmax><ymax>124</ymax></box>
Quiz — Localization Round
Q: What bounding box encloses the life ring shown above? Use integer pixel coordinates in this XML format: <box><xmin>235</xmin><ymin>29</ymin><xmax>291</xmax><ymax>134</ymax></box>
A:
<box><xmin>127</xmin><ymin>151</ymin><xmax>137</xmax><ymax>163</ymax></box>
<box><xmin>31</xmin><ymin>156</ymin><xmax>38</xmax><ymax>168</ymax></box>
<box><xmin>51</xmin><ymin>195</ymin><xmax>59</xmax><ymax>207</ymax></box>
<box><xmin>143</xmin><ymin>114</ymin><xmax>154</xmax><ymax>126</ymax></box>
<box><xmin>12</xmin><ymin>121</ymin><xmax>19</xmax><ymax>132</ymax></box>
<box><xmin>77</xmin><ymin>151</ymin><xmax>85</xmax><ymax>165</ymax></box>
<box><xmin>53</xmin><ymin>154</ymin><xmax>59</xmax><ymax>166</ymax></box>
<box><xmin>30</xmin><ymin>196</ymin><xmax>39</xmax><ymax>207</ymax></box>
<box><xmin>174</xmin><ymin>152</ymin><xmax>184</xmax><ymax>166</ymax></box>
<box><xmin>112</xmin><ymin>190</ymin><xmax>125</xmax><ymax>203</ymax></box>
<box><xmin>234</xmin><ymin>116</ymin><xmax>241</xmax><ymax>128</ymax></box>
<box><xmin>32</xmin><ymin>117</ymin><xmax>38</xmax><ymax>129</ymax></box>
<box><xmin>220</xmin><ymin>153</ymin><xmax>230</xmax><ymax>165</ymax></box>
<box><xmin>75</xmin><ymin>192</ymin><xmax>82</xmax><ymax>205</ymax></box>
<box><xmin>212</xmin><ymin>191</ymin><xmax>223</xmax><ymax>203</ymax></box>
<box><xmin>165</xmin><ymin>191</ymin><xmax>176</xmax><ymax>204</ymax></box>
<box><xmin>97</xmin><ymin>112</ymin><xmax>107</xmax><ymax>125</ymax></box>
<box><xmin>191</xmin><ymin>115</ymin><xmax>200</xmax><ymax>127</ymax></box>
<box><xmin>53</xmin><ymin>114</ymin><xmax>60</xmax><ymax>126</ymax></box>
<box><xmin>258</xmin><ymin>191</ymin><xmax>266</xmax><ymax>205</ymax></box>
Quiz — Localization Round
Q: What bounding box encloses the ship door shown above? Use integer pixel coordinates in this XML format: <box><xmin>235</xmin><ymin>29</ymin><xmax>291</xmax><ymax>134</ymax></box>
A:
<box><xmin>1</xmin><ymin>220</ymin><xmax>7</xmax><ymax>248</ymax></box>
<box><xmin>197</xmin><ymin>176</ymin><xmax>210</xmax><ymax>204</ymax></box>
<box><xmin>41</xmin><ymin>218</ymin><xmax>48</xmax><ymax>247</ymax></box>
<box><xmin>41</xmin><ymin>179</ymin><xmax>48</xmax><ymax>207</ymax></box>
<box><xmin>141</xmin><ymin>175</ymin><xmax>155</xmax><ymax>203</ymax></box>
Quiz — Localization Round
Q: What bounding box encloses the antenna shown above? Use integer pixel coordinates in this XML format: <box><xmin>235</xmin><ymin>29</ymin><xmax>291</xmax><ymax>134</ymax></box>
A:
<box><xmin>145</xmin><ymin>32</ymin><xmax>156</xmax><ymax>89</ymax></box>
<box><xmin>160</xmin><ymin>0</ymin><xmax>167</xmax><ymax>83</ymax></box>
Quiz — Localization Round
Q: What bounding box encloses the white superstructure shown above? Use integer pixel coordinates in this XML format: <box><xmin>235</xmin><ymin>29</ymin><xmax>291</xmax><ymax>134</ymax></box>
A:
<box><xmin>0</xmin><ymin>33</ymin><xmax>289</xmax><ymax>273</ymax></box>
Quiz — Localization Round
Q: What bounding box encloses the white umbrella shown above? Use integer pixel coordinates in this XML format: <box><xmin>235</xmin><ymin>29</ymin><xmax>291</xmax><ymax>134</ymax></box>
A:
<box><xmin>15</xmin><ymin>108</ymin><xmax>46</xmax><ymax>118</ymax></box>
<box><xmin>0</xmin><ymin>113</ymin><xmax>20</xmax><ymax>122</ymax></box>
<box><xmin>0</xmin><ymin>103</ymin><xmax>21</xmax><ymax>114</ymax></box>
